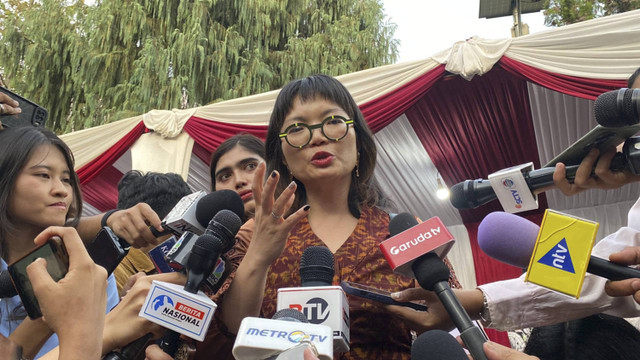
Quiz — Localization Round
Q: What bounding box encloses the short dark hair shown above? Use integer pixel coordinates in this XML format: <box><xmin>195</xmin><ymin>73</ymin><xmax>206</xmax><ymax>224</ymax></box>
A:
<box><xmin>524</xmin><ymin>314</ymin><xmax>640</xmax><ymax>360</ymax></box>
<box><xmin>117</xmin><ymin>170</ymin><xmax>191</xmax><ymax>219</ymax></box>
<box><xmin>209</xmin><ymin>133</ymin><xmax>265</xmax><ymax>191</ymax></box>
<box><xmin>264</xmin><ymin>74</ymin><xmax>387</xmax><ymax>218</ymax></box>
<box><xmin>0</xmin><ymin>127</ymin><xmax>83</xmax><ymax>256</ymax></box>
<box><xmin>629</xmin><ymin>66</ymin><xmax>640</xmax><ymax>88</ymax></box>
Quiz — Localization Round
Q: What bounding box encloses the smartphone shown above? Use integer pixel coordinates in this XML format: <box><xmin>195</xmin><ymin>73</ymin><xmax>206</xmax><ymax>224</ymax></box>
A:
<box><xmin>7</xmin><ymin>238</ymin><xmax>69</xmax><ymax>319</ymax></box>
<box><xmin>86</xmin><ymin>226</ymin><xmax>129</xmax><ymax>275</ymax></box>
<box><xmin>0</xmin><ymin>86</ymin><xmax>48</xmax><ymax>128</ymax></box>
<box><xmin>340</xmin><ymin>281</ymin><xmax>427</xmax><ymax>311</ymax></box>
<box><xmin>545</xmin><ymin>124</ymin><xmax>640</xmax><ymax>167</ymax></box>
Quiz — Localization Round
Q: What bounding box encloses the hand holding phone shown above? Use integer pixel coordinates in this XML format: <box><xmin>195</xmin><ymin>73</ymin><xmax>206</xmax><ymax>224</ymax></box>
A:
<box><xmin>0</xmin><ymin>87</ymin><xmax>46</xmax><ymax>128</ymax></box>
<box><xmin>26</xmin><ymin>226</ymin><xmax>108</xmax><ymax>358</ymax></box>
<box><xmin>340</xmin><ymin>281</ymin><xmax>427</xmax><ymax>311</ymax></box>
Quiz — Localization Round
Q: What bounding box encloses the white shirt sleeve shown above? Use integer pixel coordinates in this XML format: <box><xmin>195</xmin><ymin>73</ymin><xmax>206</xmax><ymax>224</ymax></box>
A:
<box><xmin>478</xmin><ymin>198</ymin><xmax>640</xmax><ymax>331</ymax></box>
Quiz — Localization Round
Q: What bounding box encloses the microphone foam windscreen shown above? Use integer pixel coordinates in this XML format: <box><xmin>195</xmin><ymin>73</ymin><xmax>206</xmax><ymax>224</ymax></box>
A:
<box><xmin>411</xmin><ymin>330</ymin><xmax>468</xmax><ymax>360</ymax></box>
<box><xmin>272</xmin><ymin>308</ymin><xmax>309</xmax><ymax>323</ymax></box>
<box><xmin>412</xmin><ymin>253</ymin><xmax>451</xmax><ymax>291</ymax></box>
<box><xmin>449</xmin><ymin>181</ymin><xmax>469</xmax><ymax>209</ymax></box>
<box><xmin>594</xmin><ymin>88</ymin><xmax>639</xmax><ymax>127</ymax></box>
<box><xmin>389</xmin><ymin>212</ymin><xmax>418</xmax><ymax>237</ymax></box>
<box><xmin>477</xmin><ymin>212</ymin><xmax>540</xmax><ymax>268</ymax></box>
<box><xmin>0</xmin><ymin>270</ymin><xmax>17</xmax><ymax>298</ymax></box>
<box><xmin>213</xmin><ymin>209</ymin><xmax>243</xmax><ymax>237</ymax></box>
<box><xmin>192</xmin><ymin>234</ymin><xmax>224</xmax><ymax>258</ymax></box>
<box><xmin>195</xmin><ymin>190</ymin><xmax>245</xmax><ymax>227</ymax></box>
<box><xmin>300</xmin><ymin>246</ymin><xmax>334</xmax><ymax>286</ymax></box>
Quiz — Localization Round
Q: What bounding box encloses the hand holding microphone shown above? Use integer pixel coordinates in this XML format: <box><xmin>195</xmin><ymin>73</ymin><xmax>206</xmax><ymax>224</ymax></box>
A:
<box><xmin>605</xmin><ymin>246</ymin><xmax>640</xmax><ymax>304</ymax></box>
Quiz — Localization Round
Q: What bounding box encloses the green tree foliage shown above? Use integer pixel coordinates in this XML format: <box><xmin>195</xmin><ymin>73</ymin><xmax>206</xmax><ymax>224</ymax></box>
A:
<box><xmin>0</xmin><ymin>0</ymin><xmax>398</xmax><ymax>133</ymax></box>
<box><xmin>544</xmin><ymin>0</ymin><xmax>640</xmax><ymax>27</ymax></box>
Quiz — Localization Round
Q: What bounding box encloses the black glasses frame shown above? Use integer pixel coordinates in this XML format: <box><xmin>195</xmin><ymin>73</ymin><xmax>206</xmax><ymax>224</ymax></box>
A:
<box><xmin>279</xmin><ymin>115</ymin><xmax>354</xmax><ymax>149</ymax></box>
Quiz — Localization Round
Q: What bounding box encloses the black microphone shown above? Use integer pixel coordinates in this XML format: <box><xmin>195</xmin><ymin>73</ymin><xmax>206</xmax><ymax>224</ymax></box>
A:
<box><xmin>0</xmin><ymin>270</ymin><xmax>17</xmax><ymax>298</ymax></box>
<box><xmin>411</xmin><ymin>330</ymin><xmax>468</xmax><ymax>360</ymax></box>
<box><xmin>389</xmin><ymin>215</ymin><xmax>488</xmax><ymax>360</ymax></box>
<box><xmin>595</xmin><ymin>88</ymin><xmax>640</xmax><ymax>127</ymax></box>
<box><xmin>300</xmin><ymin>246</ymin><xmax>334</xmax><ymax>287</ymax></box>
<box><xmin>160</xmin><ymin>209</ymin><xmax>242</xmax><ymax>355</ymax></box>
<box><xmin>106</xmin><ymin>209</ymin><xmax>242</xmax><ymax>360</ymax></box>
<box><xmin>450</xmin><ymin>137</ymin><xmax>640</xmax><ymax>210</ymax></box>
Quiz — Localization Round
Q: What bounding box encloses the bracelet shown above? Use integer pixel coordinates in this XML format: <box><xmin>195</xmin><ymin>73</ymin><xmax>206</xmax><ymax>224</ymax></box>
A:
<box><xmin>478</xmin><ymin>289</ymin><xmax>492</xmax><ymax>326</ymax></box>
<box><xmin>101</xmin><ymin>209</ymin><xmax>120</xmax><ymax>228</ymax></box>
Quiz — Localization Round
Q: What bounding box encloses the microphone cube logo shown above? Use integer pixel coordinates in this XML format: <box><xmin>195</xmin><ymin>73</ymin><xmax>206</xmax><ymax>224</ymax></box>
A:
<box><xmin>140</xmin><ymin>280</ymin><xmax>216</xmax><ymax>341</ymax></box>
<box><xmin>289</xmin><ymin>298</ymin><xmax>330</xmax><ymax>324</ymax></box>
<box><xmin>525</xmin><ymin>210</ymin><xmax>598</xmax><ymax>298</ymax></box>
<box><xmin>501</xmin><ymin>178</ymin><xmax>515</xmax><ymax>188</ymax></box>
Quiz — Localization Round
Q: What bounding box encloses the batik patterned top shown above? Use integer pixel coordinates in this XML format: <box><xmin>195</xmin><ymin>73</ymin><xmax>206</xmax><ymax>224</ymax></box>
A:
<box><xmin>194</xmin><ymin>206</ymin><xmax>461</xmax><ymax>360</ymax></box>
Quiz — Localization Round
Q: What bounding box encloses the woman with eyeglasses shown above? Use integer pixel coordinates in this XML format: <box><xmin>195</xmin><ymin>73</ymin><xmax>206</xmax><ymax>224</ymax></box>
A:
<box><xmin>205</xmin><ymin>75</ymin><xmax>460</xmax><ymax>360</ymax></box>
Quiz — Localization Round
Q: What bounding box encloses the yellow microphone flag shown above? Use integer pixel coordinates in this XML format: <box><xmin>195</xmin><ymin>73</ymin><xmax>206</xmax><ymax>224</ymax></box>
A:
<box><xmin>525</xmin><ymin>210</ymin><xmax>598</xmax><ymax>298</ymax></box>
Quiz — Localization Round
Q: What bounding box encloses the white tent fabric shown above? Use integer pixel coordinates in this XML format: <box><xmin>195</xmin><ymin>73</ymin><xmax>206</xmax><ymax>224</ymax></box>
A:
<box><xmin>433</xmin><ymin>9</ymin><xmax>640</xmax><ymax>79</ymax></box>
<box><xmin>63</xmin><ymin>9</ymin><xmax>640</xmax><ymax>292</ymax></box>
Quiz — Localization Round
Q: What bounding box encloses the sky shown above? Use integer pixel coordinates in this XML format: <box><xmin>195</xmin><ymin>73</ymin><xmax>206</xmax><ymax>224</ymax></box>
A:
<box><xmin>381</xmin><ymin>1</ymin><xmax>551</xmax><ymax>63</ymax></box>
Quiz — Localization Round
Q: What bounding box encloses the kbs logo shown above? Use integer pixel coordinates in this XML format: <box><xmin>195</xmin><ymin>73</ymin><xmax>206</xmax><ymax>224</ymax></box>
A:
<box><xmin>289</xmin><ymin>298</ymin><xmax>329</xmax><ymax>324</ymax></box>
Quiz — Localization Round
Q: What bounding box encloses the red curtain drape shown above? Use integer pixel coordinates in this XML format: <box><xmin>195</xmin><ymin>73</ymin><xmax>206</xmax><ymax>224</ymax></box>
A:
<box><xmin>80</xmin><ymin>165</ymin><xmax>124</xmax><ymax>212</ymax></box>
<box><xmin>498</xmin><ymin>57</ymin><xmax>627</xmax><ymax>100</ymax></box>
<box><xmin>360</xmin><ymin>65</ymin><xmax>446</xmax><ymax>132</ymax></box>
<box><xmin>404</xmin><ymin>68</ymin><xmax>549</xmax><ymax>345</ymax></box>
<box><xmin>76</xmin><ymin>121</ymin><xmax>146</xmax><ymax>184</ymax></box>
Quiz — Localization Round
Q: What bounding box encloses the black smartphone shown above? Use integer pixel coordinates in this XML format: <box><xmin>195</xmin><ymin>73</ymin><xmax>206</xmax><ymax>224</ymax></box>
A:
<box><xmin>7</xmin><ymin>238</ymin><xmax>69</xmax><ymax>319</ymax></box>
<box><xmin>86</xmin><ymin>226</ymin><xmax>129</xmax><ymax>275</ymax></box>
<box><xmin>0</xmin><ymin>86</ymin><xmax>48</xmax><ymax>128</ymax></box>
<box><xmin>340</xmin><ymin>281</ymin><xmax>428</xmax><ymax>311</ymax></box>
<box><xmin>545</xmin><ymin>124</ymin><xmax>640</xmax><ymax>167</ymax></box>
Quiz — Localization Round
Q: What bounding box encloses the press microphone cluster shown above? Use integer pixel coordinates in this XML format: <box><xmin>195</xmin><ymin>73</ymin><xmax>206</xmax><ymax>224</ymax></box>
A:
<box><xmin>380</xmin><ymin>213</ymin><xmax>488</xmax><ymax>360</ymax></box>
<box><xmin>478</xmin><ymin>211</ymin><xmax>640</xmax><ymax>281</ymax></box>
<box><xmin>105</xmin><ymin>209</ymin><xmax>243</xmax><ymax>360</ymax></box>
<box><xmin>277</xmin><ymin>246</ymin><xmax>350</xmax><ymax>353</ymax></box>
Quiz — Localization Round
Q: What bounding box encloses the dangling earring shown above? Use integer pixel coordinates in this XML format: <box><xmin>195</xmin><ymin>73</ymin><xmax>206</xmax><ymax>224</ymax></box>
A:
<box><xmin>355</xmin><ymin>152</ymin><xmax>360</xmax><ymax>178</ymax></box>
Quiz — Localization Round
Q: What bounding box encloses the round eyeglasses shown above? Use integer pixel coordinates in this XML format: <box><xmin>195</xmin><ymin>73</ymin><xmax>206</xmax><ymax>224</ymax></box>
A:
<box><xmin>279</xmin><ymin>115</ymin><xmax>354</xmax><ymax>149</ymax></box>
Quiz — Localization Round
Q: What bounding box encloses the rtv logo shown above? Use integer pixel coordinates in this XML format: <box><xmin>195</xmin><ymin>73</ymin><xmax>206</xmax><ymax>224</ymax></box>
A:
<box><xmin>502</xmin><ymin>178</ymin><xmax>515</xmax><ymax>189</ymax></box>
<box><xmin>289</xmin><ymin>298</ymin><xmax>330</xmax><ymax>324</ymax></box>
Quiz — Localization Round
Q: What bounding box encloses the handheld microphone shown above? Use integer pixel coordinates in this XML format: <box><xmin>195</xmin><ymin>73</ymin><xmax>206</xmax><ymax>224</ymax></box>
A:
<box><xmin>165</xmin><ymin>190</ymin><xmax>244</xmax><ymax>269</ymax></box>
<box><xmin>594</xmin><ymin>88</ymin><xmax>640</xmax><ymax>127</ymax></box>
<box><xmin>277</xmin><ymin>246</ymin><xmax>350</xmax><ymax>353</ymax></box>
<box><xmin>233</xmin><ymin>308</ymin><xmax>333</xmax><ymax>360</ymax></box>
<box><xmin>158</xmin><ymin>209</ymin><xmax>243</xmax><ymax>354</ymax></box>
<box><xmin>162</xmin><ymin>190</ymin><xmax>244</xmax><ymax>236</ymax></box>
<box><xmin>382</xmin><ymin>213</ymin><xmax>488</xmax><ymax>360</ymax></box>
<box><xmin>0</xmin><ymin>270</ymin><xmax>17</xmax><ymax>298</ymax></box>
<box><xmin>450</xmin><ymin>136</ymin><xmax>640</xmax><ymax>210</ymax></box>
<box><xmin>379</xmin><ymin>213</ymin><xmax>455</xmax><ymax>278</ymax></box>
<box><xmin>478</xmin><ymin>212</ymin><xmax>640</xmax><ymax>281</ymax></box>
<box><xmin>106</xmin><ymin>210</ymin><xmax>242</xmax><ymax>360</ymax></box>
<box><xmin>411</xmin><ymin>330</ymin><xmax>468</xmax><ymax>360</ymax></box>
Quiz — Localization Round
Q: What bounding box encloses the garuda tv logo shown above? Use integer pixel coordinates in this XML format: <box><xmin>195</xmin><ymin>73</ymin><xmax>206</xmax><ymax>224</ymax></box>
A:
<box><xmin>152</xmin><ymin>295</ymin><xmax>204</xmax><ymax>326</ymax></box>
